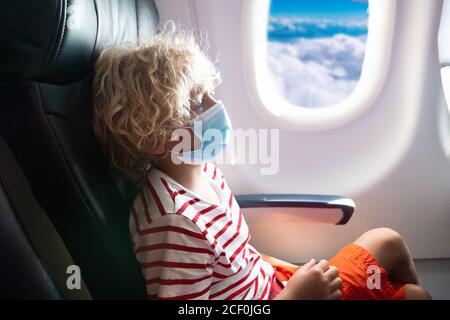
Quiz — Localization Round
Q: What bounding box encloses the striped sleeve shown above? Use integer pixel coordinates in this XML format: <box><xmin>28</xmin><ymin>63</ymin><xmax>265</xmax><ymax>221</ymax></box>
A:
<box><xmin>133</xmin><ymin>213</ymin><xmax>215</xmax><ymax>300</ymax></box>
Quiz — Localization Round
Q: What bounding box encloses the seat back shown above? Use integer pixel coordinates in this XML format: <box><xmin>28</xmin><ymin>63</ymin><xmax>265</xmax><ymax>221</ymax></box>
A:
<box><xmin>0</xmin><ymin>137</ymin><xmax>91</xmax><ymax>299</ymax></box>
<box><xmin>0</xmin><ymin>0</ymin><xmax>159</xmax><ymax>299</ymax></box>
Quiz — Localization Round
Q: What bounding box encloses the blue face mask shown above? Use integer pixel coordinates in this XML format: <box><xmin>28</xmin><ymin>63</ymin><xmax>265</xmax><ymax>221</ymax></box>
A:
<box><xmin>172</xmin><ymin>101</ymin><xmax>232</xmax><ymax>165</ymax></box>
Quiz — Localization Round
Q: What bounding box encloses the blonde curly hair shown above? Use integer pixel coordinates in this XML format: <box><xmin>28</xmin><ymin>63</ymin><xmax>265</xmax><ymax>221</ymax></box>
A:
<box><xmin>92</xmin><ymin>21</ymin><xmax>221</xmax><ymax>179</ymax></box>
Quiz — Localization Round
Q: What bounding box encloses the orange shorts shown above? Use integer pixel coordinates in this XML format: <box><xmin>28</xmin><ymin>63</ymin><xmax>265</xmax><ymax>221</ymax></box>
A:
<box><xmin>265</xmin><ymin>243</ymin><xmax>406</xmax><ymax>300</ymax></box>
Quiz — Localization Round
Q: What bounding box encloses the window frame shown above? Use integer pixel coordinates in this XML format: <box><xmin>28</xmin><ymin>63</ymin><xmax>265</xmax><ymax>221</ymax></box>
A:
<box><xmin>241</xmin><ymin>0</ymin><xmax>397</xmax><ymax>132</ymax></box>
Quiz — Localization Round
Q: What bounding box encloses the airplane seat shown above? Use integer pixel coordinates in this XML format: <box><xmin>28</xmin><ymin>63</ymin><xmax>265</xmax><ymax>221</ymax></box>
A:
<box><xmin>0</xmin><ymin>136</ymin><xmax>91</xmax><ymax>299</ymax></box>
<box><xmin>0</xmin><ymin>0</ymin><xmax>159</xmax><ymax>299</ymax></box>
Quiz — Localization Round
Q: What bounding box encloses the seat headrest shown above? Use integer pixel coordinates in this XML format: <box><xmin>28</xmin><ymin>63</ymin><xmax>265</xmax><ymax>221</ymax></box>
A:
<box><xmin>0</xmin><ymin>0</ymin><xmax>159</xmax><ymax>84</ymax></box>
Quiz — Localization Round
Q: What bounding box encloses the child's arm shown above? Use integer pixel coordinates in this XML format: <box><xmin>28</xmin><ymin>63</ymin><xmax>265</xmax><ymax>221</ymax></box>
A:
<box><xmin>260</xmin><ymin>253</ymin><xmax>299</xmax><ymax>284</ymax></box>
<box><xmin>260</xmin><ymin>254</ymin><xmax>299</xmax><ymax>269</ymax></box>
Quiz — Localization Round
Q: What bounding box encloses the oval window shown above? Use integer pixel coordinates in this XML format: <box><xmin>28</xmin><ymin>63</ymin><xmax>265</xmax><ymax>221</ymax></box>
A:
<box><xmin>241</xmin><ymin>0</ymin><xmax>397</xmax><ymax>131</ymax></box>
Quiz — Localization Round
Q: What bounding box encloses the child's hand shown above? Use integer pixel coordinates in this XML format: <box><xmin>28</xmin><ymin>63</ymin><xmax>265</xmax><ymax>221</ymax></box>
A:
<box><xmin>275</xmin><ymin>259</ymin><xmax>342</xmax><ymax>300</ymax></box>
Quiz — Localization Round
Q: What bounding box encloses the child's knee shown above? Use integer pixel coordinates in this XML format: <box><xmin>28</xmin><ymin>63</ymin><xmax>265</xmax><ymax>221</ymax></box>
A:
<box><xmin>374</xmin><ymin>228</ymin><xmax>404</xmax><ymax>250</ymax></box>
<box><xmin>357</xmin><ymin>227</ymin><xmax>404</xmax><ymax>250</ymax></box>
<box><xmin>403</xmin><ymin>284</ymin><xmax>432</xmax><ymax>300</ymax></box>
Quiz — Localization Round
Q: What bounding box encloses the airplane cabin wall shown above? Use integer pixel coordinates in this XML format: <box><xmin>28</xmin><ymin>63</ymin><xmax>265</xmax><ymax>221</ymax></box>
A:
<box><xmin>154</xmin><ymin>0</ymin><xmax>450</xmax><ymax>262</ymax></box>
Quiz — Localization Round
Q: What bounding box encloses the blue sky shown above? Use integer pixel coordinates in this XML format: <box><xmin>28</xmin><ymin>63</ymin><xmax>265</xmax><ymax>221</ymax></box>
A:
<box><xmin>266</xmin><ymin>0</ymin><xmax>369</xmax><ymax>107</ymax></box>
<box><xmin>270</xmin><ymin>0</ymin><xmax>368</xmax><ymax>19</ymax></box>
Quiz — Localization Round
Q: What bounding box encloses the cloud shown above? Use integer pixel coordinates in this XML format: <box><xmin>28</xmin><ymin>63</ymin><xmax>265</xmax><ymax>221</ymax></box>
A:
<box><xmin>266</xmin><ymin>33</ymin><xmax>367</xmax><ymax>108</ymax></box>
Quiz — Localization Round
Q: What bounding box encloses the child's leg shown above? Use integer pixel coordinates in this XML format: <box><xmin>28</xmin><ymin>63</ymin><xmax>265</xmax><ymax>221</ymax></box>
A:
<box><xmin>403</xmin><ymin>284</ymin><xmax>432</xmax><ymax>300</ymax></box>
<box><xmin>353</xmin><ymin>228</ymin><xmax>419</xmax><ymax>285</ymax></box>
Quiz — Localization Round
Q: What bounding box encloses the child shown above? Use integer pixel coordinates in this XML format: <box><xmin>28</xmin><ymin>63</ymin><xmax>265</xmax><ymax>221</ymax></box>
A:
<box><xmin>92</xmin><ymin>22</ymin><xmax>431</xmax><ymax>300</ymax></box>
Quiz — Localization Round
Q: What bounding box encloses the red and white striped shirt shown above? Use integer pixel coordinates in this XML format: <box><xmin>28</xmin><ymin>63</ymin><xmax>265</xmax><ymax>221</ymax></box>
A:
<box><xmin>129</xmin><ymin>162</ymin><xmax>275</xmax><ymax>300</ymax></box>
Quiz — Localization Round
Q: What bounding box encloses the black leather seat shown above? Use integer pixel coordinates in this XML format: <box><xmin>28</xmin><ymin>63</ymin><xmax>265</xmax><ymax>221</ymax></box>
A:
<box><xmin>0</xmin><ymin>137</ymin><xmax>91</xmax><ymax>299</ymax></box>
<box><xmin>0</xmin><ymin>0</ymin><xmax>159</xmax><ymax>299</ymax></box>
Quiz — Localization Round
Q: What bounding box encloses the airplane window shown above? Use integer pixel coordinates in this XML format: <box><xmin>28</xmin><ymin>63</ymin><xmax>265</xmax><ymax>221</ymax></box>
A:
<box><xmin>241</xmin><ymin>0</ymin><xmax>396</xmax><ymax>131</ymax></box>
<box><xmin>267</xmin><ymin>0</ymin><xmax>369</xmax><ymax>108</ymax></box>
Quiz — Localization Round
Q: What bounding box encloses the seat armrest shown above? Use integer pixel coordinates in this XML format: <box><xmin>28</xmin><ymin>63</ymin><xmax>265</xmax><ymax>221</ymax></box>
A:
<box><xmin>235</xmin><ymin>194</ymin><xmax>355</xmax><ymax>225</ymax></box>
